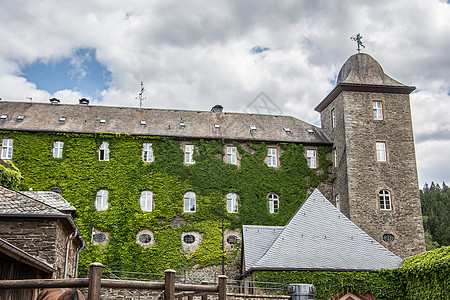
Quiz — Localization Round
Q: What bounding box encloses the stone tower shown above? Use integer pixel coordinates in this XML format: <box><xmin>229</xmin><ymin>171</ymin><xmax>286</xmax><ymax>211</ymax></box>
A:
<box><xmin>315</xmin><ymin>53</ymin><xmax>426</xmax><ymax>258</ymax></box>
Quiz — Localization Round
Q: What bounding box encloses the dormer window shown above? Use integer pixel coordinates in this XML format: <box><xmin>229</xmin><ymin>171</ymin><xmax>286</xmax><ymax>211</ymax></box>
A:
<box><xmin>17</xmin><ymin>115</ymin><xmax>25</xmax><ymax>121</ymax></box>
<box><xmin>99</xmin><ymin>119</ymin><xmax>106</xmax><ymax>124</ymax></box>
<box><xmin>140</xmin><ymin>120</ymin><xmax>147</xmax><ymax>126</ymax></box>
<box><xmin>179</xmin><ymin>119</ymin><xmax>186</xmax><ymax>128</ymax></box>
<box><xmin>283</xmin><ymin>127</ymin><xmax>291</xmax><ymax>133</ymax></box>
<box><xmin>214</xmin><ymin>124</ymin><xmax>221</xmax><ymax>130</ymax></box>
<box><xmin>0</xmin><ymin>114</ymin><xmax>8</xmax><ymax>120</ymax></box>
<box><xmin>59</xmin><ymin>117</ymin><xmax>67</xmax><ymax>123</ymax></box>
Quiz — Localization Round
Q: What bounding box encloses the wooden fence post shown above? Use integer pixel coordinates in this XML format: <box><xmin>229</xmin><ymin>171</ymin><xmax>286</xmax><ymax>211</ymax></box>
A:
<box><xmin>164</xmin><ymin>269</ymin><xmax>176</xmax><ymax>300</ymax></box>
<box><xmin>218</xmin><ymin>275</ymin><xmax>227</xmax><ymax>300</ymax></box>
<box><xmin>201</xmin><ymin>281</ymin><xmax>209</xmax><ymax>300</ymax></box>
<box><xmin>88</xmin><ymin>262</ymin><xmax>102</xmax><ymax>300</ymax></box>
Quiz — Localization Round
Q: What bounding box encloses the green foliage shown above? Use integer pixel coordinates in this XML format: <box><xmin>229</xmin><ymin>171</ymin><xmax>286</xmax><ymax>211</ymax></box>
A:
<box><xmin>255</xmin><ymin>246</ymin><xmax>450</xmax><ymax>300</ymax></box>
<box><xmin>3</xmin><ymin>130</ymin><xmax>331</xmax><ymax>273</ymax></box>
<box><xmin>0</xmin><ymin>160</ymin><xmax>21</xmax><ymax>189</ymax></box>
<box><xmin>421</xmin><ymin>182</ymin><xmax>450</xmax><ymax>248</ymax></box>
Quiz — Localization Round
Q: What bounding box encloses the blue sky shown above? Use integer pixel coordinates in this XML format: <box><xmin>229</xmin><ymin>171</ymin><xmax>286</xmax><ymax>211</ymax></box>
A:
<box><xmin>21</xmin><ymin>48</ymin><xmax>111</xmax><ymax>100</ymax></box>
<box><xmin>0</xmin><ymin>0</ymin><xmax>450</xmax><ymax>186</ymax></box>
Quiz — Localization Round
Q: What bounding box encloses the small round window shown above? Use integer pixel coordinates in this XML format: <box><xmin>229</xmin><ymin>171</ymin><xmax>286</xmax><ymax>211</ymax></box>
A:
<box><xmin>383</xmin><ymin>234</ymin><xmax>395</xmax><ymax>243</ymax></box>
<box><xmin>93</xmin><ymin>233</ymin><xmax>106</xmax><ymax>243</ymax></box>
<box><xmin>183</xmin><ymin>234</ymin><xmax>195</xmax><ymax>244</ymax></box>
<box><xmin>139</xmin><ymin>234</ymin><xmax>152</xmax><ymax>244</ymax></box>
<box><xmin>227</xmin><ymin>235</ymin><xmax>238</xmax><ymax>245</ymax></box>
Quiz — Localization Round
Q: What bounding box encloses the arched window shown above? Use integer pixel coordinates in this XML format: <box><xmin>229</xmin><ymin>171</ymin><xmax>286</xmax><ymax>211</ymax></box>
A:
<box><xmin>140</xmin><ymin>191</ymin><xmax>153</xmax><ymax>212</ymax></box>
<box><xmin>268</xmin><ymin>194</ymin><xmax>279</xmax><ymax>213</ymax></box>
<box><xmin>226</xmin><ymin>193</ymin><xmax>238</xmax><ymax>213</ymax></box>
<box><xmin>183</xmin><ymin>192</ymin><xmax>196</xmax><ymax>212</ymax></box>
<box><xmin>95</xmin><ymin>190</ymin><xmax>108</xmax><ymax>211</ymax></box>
<box><xmin>379</xmin><ymin>190</ymin><xmax>392</xmax><ymax>210</ymax></box>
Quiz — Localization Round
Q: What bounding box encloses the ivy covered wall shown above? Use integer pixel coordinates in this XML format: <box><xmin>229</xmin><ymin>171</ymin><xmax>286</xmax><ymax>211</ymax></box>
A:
<box><xmin>3</xmin><ymin>130</ymin><xmax>331</xmax><ymax>273</ymax></box>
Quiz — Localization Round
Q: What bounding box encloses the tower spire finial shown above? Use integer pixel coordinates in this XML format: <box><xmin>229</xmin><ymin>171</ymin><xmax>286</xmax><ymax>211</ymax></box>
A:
<box><xmin>350</xmin><ymin>33</ymin><xmax>365</xmax><ymax>53</ymax></box>
<box><xmin>136</xmin><ymin>81</ymin><xmax>146</xmax><ymax>108</ymax></box>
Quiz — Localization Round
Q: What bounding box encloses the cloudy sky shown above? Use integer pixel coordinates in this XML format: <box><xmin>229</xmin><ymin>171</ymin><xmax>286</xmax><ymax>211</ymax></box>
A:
<box><xmin>0</xmin><ymin>0</ymin><xmax>449</xmax><ymax>187</ymax></box>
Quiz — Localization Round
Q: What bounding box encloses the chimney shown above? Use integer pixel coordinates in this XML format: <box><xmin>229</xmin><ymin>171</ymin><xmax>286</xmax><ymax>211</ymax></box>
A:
<box><xmin>211</xmin><ymin>105</ymin><xmax>223</xmax><ymax>113</ymax></box>
<box><xmin>79</xmin><ymin>98</ymin><xmax>89</xmax><ymax>105</ymax></box>
<box><xmin>49</xmin><ymin>98</ymin><xmax>60</xmax><ymax>104</ymax></box>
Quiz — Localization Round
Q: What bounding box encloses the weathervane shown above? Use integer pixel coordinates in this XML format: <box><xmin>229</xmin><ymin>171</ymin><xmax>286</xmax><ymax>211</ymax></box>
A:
<box><xmin>351</xmin><ymin>33</ymin><xmax>365</xmax><ymax>53</ymax></box>
<box><xmin>136</xmin><ymin>81</ymin><xmax>146</xmax><ymax>109</ymax></box>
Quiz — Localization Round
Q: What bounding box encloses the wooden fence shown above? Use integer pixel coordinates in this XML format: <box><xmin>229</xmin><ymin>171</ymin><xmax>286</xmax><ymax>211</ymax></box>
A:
<box><xmin>0</xmin><ymin>262</ymin><xmax>290</xmax><ymax>300</ymax></box>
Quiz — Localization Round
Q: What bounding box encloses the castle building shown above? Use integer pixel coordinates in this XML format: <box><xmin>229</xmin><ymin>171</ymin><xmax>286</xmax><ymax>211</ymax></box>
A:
<box><xmin>0</xmin><ymin>53</ymin><xmax>425</xmax><ymax>276</ymax></box>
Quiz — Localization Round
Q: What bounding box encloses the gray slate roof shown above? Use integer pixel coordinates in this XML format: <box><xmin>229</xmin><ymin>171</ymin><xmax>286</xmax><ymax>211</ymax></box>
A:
<box><xmin>0</xmin><ymin>186</ymin><xmax>66</xmax><ymax>216</ymax></box>
<box><xmin>243</xmin><ymin>189</ymin><xmax>403</xmax><ymax>272</ymax></box>
<box><xmin>0</xmin><ymin>102</ymin><xmax>331</xmax><ymax>144</ymax></box>
<box><xmin>23</xmin><ymin>191</ymin><xmax>77</xmax><ymax>214</ymax></box>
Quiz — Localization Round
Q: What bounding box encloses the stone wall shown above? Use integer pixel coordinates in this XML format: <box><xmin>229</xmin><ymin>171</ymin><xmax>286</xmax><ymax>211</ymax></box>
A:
<box><xmin>320</xmin><ymin>90</ymin><xmax>426</xmax><ymax>258</ymax></box>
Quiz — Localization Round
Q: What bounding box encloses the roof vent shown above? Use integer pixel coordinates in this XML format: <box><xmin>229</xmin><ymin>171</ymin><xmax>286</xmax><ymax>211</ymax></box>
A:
<box><xmin>0</xmin><ymin>114</ymin><xmax>8</xmax><ymax>120</ymax></box>
<box><xmin>306</xmin><ymin>129</ymin><xmax>315</xmax><ymax>134</ymax></box>
<box><xmin>79</xmin><ymin>98</ymin><xmax>89</xmax><ymax>105</ymax></box>
<box><xmin>249</xmin><ymin>125</ymin><xmax>257</xmax><ymax>131</ymax></box>
<box><xmin>17</xmin><ymin>115</ymin><xmax>25</xmax><ymax>121</ymax></box>
<box><xmin>140</xmin><ymin>120</ymin><xmax>147</xmax><ymax>126</ymax></box>
<box><xmin>99</xmin><ymin>119</ymin><xmax>106</xmax><ymax>124</ymax></box>
<box><xmin>59</xmin><ymin>117</ymin><xmax>67</xmax><ymax>123</ymax></box>
<box><xmin>179</xmin><ymin>118</ymin><xmax>186</xmax><ymax>128</ymax></box>
<box><xmin>283</xmin><ymin>127</ymin><xmax>291</xmax><ymax>133</ymax></box>
<box><xmin>49</xmin><ymin>98</ymin><xmax>60</xmax><ymax>104</ymax></box>
<box><xmin>211</xmin><ymin>105</ymin><xmax>223</xmax><ymax>113</ymax></box>
<box><xmin>214</xmin><ymin>124</ymin><xmax>221</xmax><ymax>130</ymax></box>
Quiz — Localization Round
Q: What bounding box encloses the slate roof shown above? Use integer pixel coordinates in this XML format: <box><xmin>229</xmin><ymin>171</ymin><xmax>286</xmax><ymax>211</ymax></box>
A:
<box><xmin>0</xmin><ymin>186</ymin><xmax>66</xmax><ymax>216</ymax></box>
<box><xmin>23</xmin><ymin>191</ymin><xmax>77</xmax><ymax>216</ymax></box>
<box><xmin>0</xmin><ymin>102</ymin><xmax>331</xmax><ymax>144</ymax></box>
<box><xmin>243</xmin><ymin>189</ymin><xmax>403</xmax><ymax>272</ymax></box>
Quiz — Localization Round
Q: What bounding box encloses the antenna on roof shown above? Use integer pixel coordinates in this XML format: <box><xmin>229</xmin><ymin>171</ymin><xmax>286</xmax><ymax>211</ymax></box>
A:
<box><xmin>26</xmin><ymin>97</ymin><xmax>32</xmax><ymax>103</ymax></box>
<box><xmin>136</xmin><ymin>81</ymin><xmax>146</xmax><ymax>109</ymax></box>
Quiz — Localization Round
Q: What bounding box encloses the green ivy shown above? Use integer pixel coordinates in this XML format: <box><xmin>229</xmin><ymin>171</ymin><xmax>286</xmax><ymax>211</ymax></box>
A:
<box><xmin>0</xmin><ymin>160</ymin><xmax>21</xmax><ymax>189</ymax></box>
<box><xmin>255</xmin><ymin>246</ymin><xmax>450</xmax><ymax>300</ymax></box>
<box><xmin>2</xmin><ymin>130</ymin><xmax>331</xmax><ymax>273</ymax></box>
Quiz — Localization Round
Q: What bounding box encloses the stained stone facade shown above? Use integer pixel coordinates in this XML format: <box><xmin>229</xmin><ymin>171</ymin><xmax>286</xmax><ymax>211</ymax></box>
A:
<box><xmin>315</xmin><ymin>53</ymin><xmax>426</xmax><ymax>258</ymax></box>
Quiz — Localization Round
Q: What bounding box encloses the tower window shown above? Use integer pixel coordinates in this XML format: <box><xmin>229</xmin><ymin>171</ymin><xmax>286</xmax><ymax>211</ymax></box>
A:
<box><xmin>226</xmin><ymin>193</ymin><xmax>238</xmax><ymax>213</ymax></box>
<box><xmin>333</xmin><ymin>148</ymin><xmax>338</xmax><ymax>168</ymax></box>
<box><xmin>99</xmin><ymin>141</ymin><xmax>110</xmax><ymax>161</ymax></box>
<box><xmin>184</xmin><ymin>144</ymin><xmax>195</xmax><ymax>164</ymax></box>
<box><xmin>227</xmin><ymin>146</ymin><xmax>237</xmax><ymax>165</ymax></box>
<box><xmin>306</xmin><ymin>149</ymin><xmax>317</xmax><ymax>169</ymax></box>
<box><xmin>376</xmin><ymin>142</ymin><xmax>387</xmax><ymax>162</ymax></box>
<box><xmin>382</xmin><ymin>234</ymin><xmax>395</xmax><ymax>243</ymax></box>
<box><xmin>53</xmin><ymin>141</ymin><xmax>64</xmax><ymax>158</ymax></box>
<box><xmin>267</xmin><ymin>147</ymin><xmax>277</xmax><ymax>167</ymax></box>
<box><xmin>1</xmin><ymin>138</ymin><xmax>13</xmax><ymax>159</ymax></box>
<box><xmin>331</xmin><ymin>108</ymin><xmax>336</xmax><ymax>128</ymax></box>
<box><xmin>95</xmin><ymin>190</ymin><xmax>109</xmax><ymax>211</ymax></box>
<box><xmin>268</xmin><ymin>194</ymin><xmax>279</xmax><ymax>213</ymax></box>
<box><xmin>183</xmin><ymin>192</ymin><xmax>196</xmax><ymax>212</ymax></box>
<box><xmin>335</xmin><ymin>194</ymin><xmax>340</xmax><ymax>211</ymax></box>
<box><xmin>379</xmin><ymin>190</ymin><xmax>392</xmax><ymax>210</ymax></box>
<box><xmin>140</xmin><ymin>191</ymin><xmax>153</xmax><ymax>212</ymax></box>
<box><xmin>142</xmin><ymin>143</ymin><xmax>153</xmax><ymax>163</ymax></box>
<box><xmin>373</xmin><ymin>100</ymin><xmax>384</xmax><ymax>120</ymax></box>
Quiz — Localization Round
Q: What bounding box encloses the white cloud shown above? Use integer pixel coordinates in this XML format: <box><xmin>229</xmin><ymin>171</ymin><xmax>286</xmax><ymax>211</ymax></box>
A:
<box><xmin>0</xmin><ymin>0</ymin><xmax>449</xmax><ymax>185</ymax></box>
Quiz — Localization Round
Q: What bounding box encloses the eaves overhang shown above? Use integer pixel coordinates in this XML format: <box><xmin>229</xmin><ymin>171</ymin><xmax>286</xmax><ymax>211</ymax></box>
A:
<box><xmin>315</xmin><ymin>83</ymin><xmax>416</xmax><ymax>113</ymax></box>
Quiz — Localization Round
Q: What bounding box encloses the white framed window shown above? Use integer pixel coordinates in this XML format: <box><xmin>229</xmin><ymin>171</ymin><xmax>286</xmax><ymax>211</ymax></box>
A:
<box><xmin>227</xmin><ymin>146</ymin><xmax>237</xmax><ymax>165</ymax></box>
<box><xmin>99</xmin><ymin>141</ymin><xmax>110</xmax><ymax>161</ymax></box>
<box><xmin>183</xmin><ymin>192</ymin><xmax>196</xmax><ymax>212</ymax></box>
<box><xmin>267</xmin><ymin>147</ymin><xmax>277</xmax><ymax>167</ymax></box>
<box><xmin>306</xmin><ymin>149</ymin><xmax>317</xmax><ymax>169</ymax></box>
<box><xmin>373</xmin><ymin>100</ymin><xmax>384</xmax><ymax>120</ymax></box>
<box><xmin>95</xmin><ymin>190</ymin><xmax>109</xmax><ymax>211</ymax></box>
<box><xmin>184</xmin><ymin>145</ymin><xmax>195</xmax><ymax>164</ymax></box>
<box><xmin>335</xmin><ymin>194</ymin><xmax>340</xmax><ymax>211</ymax></box>
<box><xmin>226</xmin><ymin>193</ymin><xmax>238</xmax><ymax>213</ymax></box>
<box><xmin>376</xmin><ymin>142</ymin><xmax>387</xmax><ymax>162</ymax></box>
<box><xmin>140</xmin><ymin>190</ymin><xmax>153</xmax><ymax>212</ymax></box>
<box><xmin>53</xmin><ymin>141</ymin><xmax>64</xmax><ymax>158</ymax></box>
<box><xmin>379</xmin><ymin>190</ymin><xmax>392</xmax><ymax>210</ymax></box>
<box><xmin>268</xmin><ymin>194</ymin><xmax>279</xmax><ymax>213</ymax></box>
<box><xmin>1</xmin><ymin>139</ymin><xmax>13</xmax><ymax>159</ymax></box>
<box><xmin>142</xmin><ymin>143</ymin><xmax>153</xmax><ymax>163</ymax></box>
<box><xmin>331</xmin><ymin>108</ymin><xmax>336</xmax><ymax>128</ymax></box>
